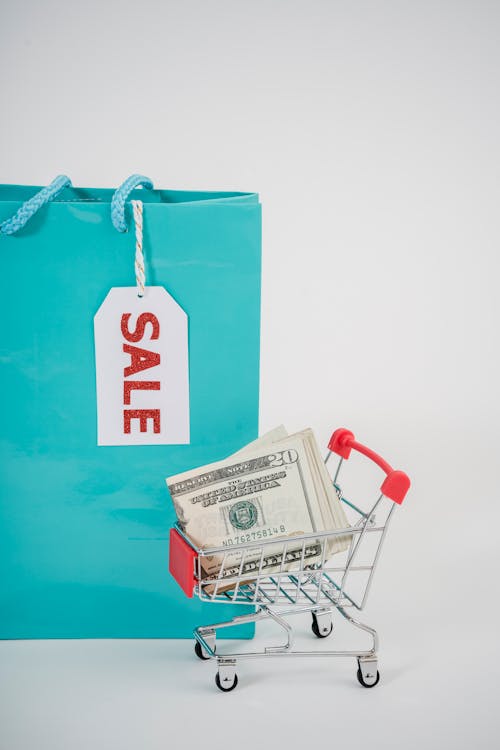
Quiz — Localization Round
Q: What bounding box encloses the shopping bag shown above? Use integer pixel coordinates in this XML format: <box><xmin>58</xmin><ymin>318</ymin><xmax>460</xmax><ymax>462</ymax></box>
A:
<box><xmin>0</xmin><ymin>175</ymin><xmax>261</xmax><ymax>639</ymax></box>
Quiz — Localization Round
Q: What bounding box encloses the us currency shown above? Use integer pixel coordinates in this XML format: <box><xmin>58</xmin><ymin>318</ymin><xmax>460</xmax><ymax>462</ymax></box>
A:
<box><xmin>166</xmin><ymin>428</ymin><xmax>351</xmax><ymax>583</ymax></box>
<box><xmin>230</xmin><ymin>425</ymin><xmax>288</xmax><ymax>458</ymax></box>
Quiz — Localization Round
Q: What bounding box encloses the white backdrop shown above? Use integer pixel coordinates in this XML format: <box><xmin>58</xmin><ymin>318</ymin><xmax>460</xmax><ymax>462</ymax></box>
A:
<box><xmin>1</xmin><ymin>1</ymin><xmax>499</xmax><ymax>748</ymax></box>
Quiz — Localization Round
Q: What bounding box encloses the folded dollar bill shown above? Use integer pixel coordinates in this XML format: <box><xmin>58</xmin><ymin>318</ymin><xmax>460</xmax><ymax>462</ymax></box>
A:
<box><xmin>166</xmin><ymin>427</ymin><xmax>351</xmax><ymax>584</ymax></box>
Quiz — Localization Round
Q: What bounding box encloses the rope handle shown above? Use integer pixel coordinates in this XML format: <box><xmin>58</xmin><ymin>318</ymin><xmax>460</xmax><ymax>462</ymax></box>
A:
<box><xmin>110</xmin><ymin>174</ymin><xmax>153</xmax><ymax>232</ymax></box>
<box><xmin>0</xmin><ymin>174</ymin><xmax>154</xmax><ymax>236</ymax></box>
<box><xmin>0</xmin><ymin>175</ymin><xmax>72</xmax><ymax>235</ymax></box>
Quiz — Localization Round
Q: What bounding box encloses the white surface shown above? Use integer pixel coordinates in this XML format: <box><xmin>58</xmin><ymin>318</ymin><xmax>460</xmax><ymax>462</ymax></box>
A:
<box><xmin>0</xmin><ymin>604</ymin><xmax>497</xmax><ymax>750</ymax></box>
<box><xmin>1</xmin><ymin>1</ymin><xmax>499</xmax><ymax>748</ymax></box>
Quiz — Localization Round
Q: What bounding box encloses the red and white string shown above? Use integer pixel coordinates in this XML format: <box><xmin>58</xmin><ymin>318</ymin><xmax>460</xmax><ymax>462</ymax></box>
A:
<box><xmin>131</xmin><ymin>199</ymin><xmax>145</xmax><ymax>296</ymax></box>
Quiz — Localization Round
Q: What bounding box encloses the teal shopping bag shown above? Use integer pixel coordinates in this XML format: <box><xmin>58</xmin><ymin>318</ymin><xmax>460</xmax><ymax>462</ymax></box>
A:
<box><xmin>0</xmin><ymin>175</ymin><xmax>261</xmax><ymax>639</ymax></box>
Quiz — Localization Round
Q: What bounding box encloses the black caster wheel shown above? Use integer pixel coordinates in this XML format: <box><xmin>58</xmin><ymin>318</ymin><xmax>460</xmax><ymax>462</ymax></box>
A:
<box><xmin>194</xmin><ymin>640</ymin><xmax>215</xmax><ymax>660</ymax></box>
<box><xmin>311</xmin><ymin>614</ymin><xmax>333</xmax><ymax>638</ymax></box>
<box><xmin>357</xmin><ymin>668</ymin><xmax>380</xmax><ymax>688</ymax></box>
<box><xmin>215</xmin><ymin>672</ymin><xmax>238</xmax><ymax>692</ymax></box>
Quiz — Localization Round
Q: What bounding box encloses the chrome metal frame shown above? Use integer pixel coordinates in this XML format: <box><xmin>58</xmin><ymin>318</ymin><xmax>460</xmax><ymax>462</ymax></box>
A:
<box><xmin>184</xmin><ymin>451</ymin><xmax>396</xmax><ymax>689</ymax></box>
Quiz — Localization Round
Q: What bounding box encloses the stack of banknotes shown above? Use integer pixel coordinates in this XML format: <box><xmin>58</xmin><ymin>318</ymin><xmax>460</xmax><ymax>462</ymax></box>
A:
<box><xmin>166</xmin><ymin>427</ymin><xmax>351</xmax><ymax>584</ymax></box>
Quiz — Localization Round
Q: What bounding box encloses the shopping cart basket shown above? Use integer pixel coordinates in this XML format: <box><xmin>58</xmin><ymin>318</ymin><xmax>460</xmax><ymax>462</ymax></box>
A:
<box><xmin>169</xmin><ymin>428</ymin><xmax>410</xmax><ymax>691</ymax></box>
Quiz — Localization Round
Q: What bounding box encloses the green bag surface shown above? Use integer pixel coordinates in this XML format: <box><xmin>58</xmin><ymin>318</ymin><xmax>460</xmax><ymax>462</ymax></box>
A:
<box><xmin>0</xmin><ymin>181</ymin><xmax>261</xmax><ymax>639</ymax></box>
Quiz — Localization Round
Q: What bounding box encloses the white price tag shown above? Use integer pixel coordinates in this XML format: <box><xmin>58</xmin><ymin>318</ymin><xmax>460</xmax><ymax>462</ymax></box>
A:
<box><xmin>94</xmin><ymin>286</ymin><xmax>190</xmax><ymax>446</ymax></box>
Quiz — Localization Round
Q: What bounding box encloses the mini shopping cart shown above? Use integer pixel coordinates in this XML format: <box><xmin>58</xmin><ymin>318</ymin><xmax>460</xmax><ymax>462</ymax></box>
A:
<box><xmin>169</xmin><ymin>428</ymin><xmax>410</xmax><ymax>691</ymax></box>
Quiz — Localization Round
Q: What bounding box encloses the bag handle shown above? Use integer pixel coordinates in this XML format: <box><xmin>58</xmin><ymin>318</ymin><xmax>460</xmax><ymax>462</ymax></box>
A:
<box><xmin>0</xmin><ymin>175</ymin><xmax>72</xmax><ymax>235</ymax></box>
<box><xmin>110</xmin><ymin>174</ymin><xmax>154</xmax><ymax>232</ymax></box>
<box><xmin>0</xmin><ymin>173</ymin><xmax>155</xmax><ymax>236</ymax></box>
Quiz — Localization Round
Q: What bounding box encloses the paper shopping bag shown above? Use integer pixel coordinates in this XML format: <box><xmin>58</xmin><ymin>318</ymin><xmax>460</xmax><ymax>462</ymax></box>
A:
<box><xmin>0</xmin><ymin>175</ymin><xmax>261</xmax><ymax>639</ymax></box>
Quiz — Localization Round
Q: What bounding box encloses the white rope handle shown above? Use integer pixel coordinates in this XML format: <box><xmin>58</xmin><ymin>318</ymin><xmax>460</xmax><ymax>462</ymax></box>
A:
<box><xmin>131</xmin><ymin>199</ymin><xmax>145</xmax><ymax>297</ymax></box>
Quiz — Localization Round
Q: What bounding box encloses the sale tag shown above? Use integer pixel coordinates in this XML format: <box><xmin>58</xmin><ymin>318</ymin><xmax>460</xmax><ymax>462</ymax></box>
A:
<box><xmin>94</xmin><ymin>287</ymin><xmax>190</xmax><ymax>446</ymax></box>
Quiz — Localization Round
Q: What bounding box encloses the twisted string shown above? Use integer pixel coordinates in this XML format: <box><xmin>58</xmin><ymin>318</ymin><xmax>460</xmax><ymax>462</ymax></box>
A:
<box><xmin>111</xmin><ymin>174</ymin><xmax>153</xmax><ymax>232</ymax></box>
<box><xmin>0</xmin><ymin>175</ymin><xmax>72</xmax><ymax>235</ymax></box>
<box><xmin>132</xmin><ymin>200</ymin><xmax>145</xmax><ymax>297</ymax></box>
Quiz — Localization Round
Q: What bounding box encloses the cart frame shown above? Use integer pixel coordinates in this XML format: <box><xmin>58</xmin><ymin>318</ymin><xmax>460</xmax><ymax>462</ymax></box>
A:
<box><xmin>169</xmin><ymin>428</ymin><xmax>410</xmax><ymax>691</ymax></box>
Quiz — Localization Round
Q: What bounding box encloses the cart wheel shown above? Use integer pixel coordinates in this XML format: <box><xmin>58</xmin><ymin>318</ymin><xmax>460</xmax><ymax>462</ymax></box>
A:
<box><xmin>215</xmin><ymin>672</ymin><xmax>238</xmax><ymax>692</ymax></box>
<box><xmin>194</xmin><ymin>641</ymin><xmax>215</xmax><ymax>660</ymax></box>
<box><xmin>311</xmin><ymin>614</ymin><xmax>333</xmax><ymax>638</ymax></box>
<box><xmin>356</xmin><ymin>668</ymin><xmax>380</xmax><ymax>688</ymax></box>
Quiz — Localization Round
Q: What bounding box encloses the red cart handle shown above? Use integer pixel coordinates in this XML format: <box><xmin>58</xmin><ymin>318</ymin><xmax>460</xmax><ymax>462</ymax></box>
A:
<box><xmin>328</xmin><ymin>428</ymin><xmax>410</xmax><ymax>504</ymax></box>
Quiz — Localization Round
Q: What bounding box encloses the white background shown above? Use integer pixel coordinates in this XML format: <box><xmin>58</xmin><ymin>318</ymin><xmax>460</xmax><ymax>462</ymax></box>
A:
<box><xmin>1</xmin><ymin>1</ymin><xmax>499</xmax><ymax>748</ymax></box>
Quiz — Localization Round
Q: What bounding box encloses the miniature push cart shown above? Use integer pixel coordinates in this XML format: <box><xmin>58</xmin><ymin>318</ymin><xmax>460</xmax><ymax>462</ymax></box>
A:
<box><xmin>169</xmin><ymin>428</ymin><xmax>410</xmax><ymax>691</ymax></box>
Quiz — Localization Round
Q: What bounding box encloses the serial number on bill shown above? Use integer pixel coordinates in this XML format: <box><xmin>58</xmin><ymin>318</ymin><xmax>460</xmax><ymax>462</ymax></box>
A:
<box><xmin>223</xmin><ymin>525</ymin><xmax>287</xmax><ymax>546</ymax></box>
